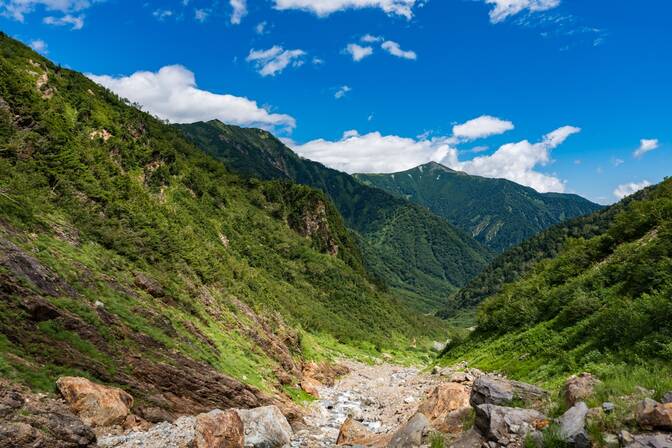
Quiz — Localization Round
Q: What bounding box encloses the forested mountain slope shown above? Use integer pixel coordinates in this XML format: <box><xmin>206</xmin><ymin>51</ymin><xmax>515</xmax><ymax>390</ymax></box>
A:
<box><xmin>178</xmin><ymin>121</ymin><xmax>492</xmax><ymax>311</ymax></box>
<box><xmin>437</xmin><ymin>185</ymin><xmax>650</xmax><ymax>318</ymax></box>
<box><xmin>0</xmin><ymin>34</ymin><xmax>444</xmax><ymax>416</ymax></box>
<box><xmin>355</xmin><ymin>162</ymin><xmax>602</xmax><ymax>253</ymax></box>
<box><xmin>442</xmin><ymin>178</ymin><xmax>672</xmax><ymax>385</ymax></box>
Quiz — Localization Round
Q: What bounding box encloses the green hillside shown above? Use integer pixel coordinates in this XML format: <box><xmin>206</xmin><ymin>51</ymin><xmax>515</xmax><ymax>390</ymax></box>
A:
<box><xmin>178</xmin><ymin>121</ymin><xmax>492</xmax><ymax>311</ymax></box>
<box><xmin>0</xmin><ymin>33</ymin><xmax>444</xmax><ymax>407</ymax></box>
<box><xmin>355</xmin><ymin>162</ymin><xmax>602</xmax><ymax>253</ymax></box>
<box><xmin>442</xmin><ymin>178</ymin><xmax>672</xmax><ymax>388</ymax></box>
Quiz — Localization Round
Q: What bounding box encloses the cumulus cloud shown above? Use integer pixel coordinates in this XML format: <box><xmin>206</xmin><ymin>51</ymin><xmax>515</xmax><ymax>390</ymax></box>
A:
<box><xmin>273</xmin><ymin>0</ymin><xmax>418</xmax><ymax>19</ymax></box>
<box><xmin>614</xmin><ymin>180</ymin><xmax>651</xmax><ymax>200</ymax></box>
<box><xmin>246</xmin><ymin>46</ymin><xmax>306</xmax><ymax>76</ymax></box>
<box><xmin>361</xmin><ymin>34</ymin><xmax>383</xmax><ymax>43</ymax></box>
<box><xmin>43</xmin><ymin>13</ymin><xmax>84</xmax><ymax>29</ymax></box>
<box><xmin>485</xmin><ymin>0</ymin><xmax>561</xmax><ymax>23</ymax></box>
<box><xmin>381</xmin><ymin>40</ymin><xmax>417</xmax><ymax>60</ymax></box>
<box><xmin>292</xmin><ymin>123</ymin><xmax>580</xmax><ymax>192</ymax></box>
<box><xmin>452</xmin><ymin>115</ymin><xmax>514</xmax><ymax>141</ymax></box>
<box><xmin>335</xmin><ymin>85</ymin><xmax>352</xmax><ymax>99</ymax></box>
<box><xmin>230</xmin><ymin>0</ymin><xmax>246</xmax><ymax>24</ymax></box>
<box><xmin>1</xmin><ymin>0</ymin><xmax>93</xmax><ymax>21</ymax></box>
<box><xmin>87</xmin><ymin>65</ymin><xmax>296</xmax><ymax>132</ymax></box>
<box><xmin>29</xmin><ymin>39</ymin><xmax>48</xmax><ymax>53</ymax></box>
<box><xmin>345</xmin><ymin>43</ymin><xmax>374</xmax><ymax>61</ymax></box>
<box><xmin>194</xmin><ymin>8</ymin><xmax>209</xmax><ymax>22</ymax></box>
<box><xmin>633</xmin><ymin>138</ymin><xmax>659</xmax><ymax>158</ymax></box>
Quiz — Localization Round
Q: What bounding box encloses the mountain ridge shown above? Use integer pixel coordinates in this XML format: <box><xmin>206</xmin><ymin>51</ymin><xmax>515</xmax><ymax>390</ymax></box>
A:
<box><xmin>354</xmin><ymin>162</ymin><xmax>602</xmax><ymax>252</ymax></box>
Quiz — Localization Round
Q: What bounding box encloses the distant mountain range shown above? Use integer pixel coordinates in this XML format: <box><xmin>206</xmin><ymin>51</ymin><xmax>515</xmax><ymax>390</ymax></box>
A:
<box><xmin>177</xmin><ymin>121</ymin><xmax>492</xmax><ymax>312</ymax></box>
<box><xmin>354</xmin><ymin>162</ymin><xmax>602</xmax><ymax>253</ymax></box>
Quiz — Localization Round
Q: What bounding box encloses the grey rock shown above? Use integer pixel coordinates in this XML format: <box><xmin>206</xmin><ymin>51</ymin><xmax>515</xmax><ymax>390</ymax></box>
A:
<box><xmin>387</xmin><ymin>412</ymin><xmax>431</xmax><ymax>448</ymax></box>
<box><xmin>603</xmin><ymin>433</ymin><xmax>620</xmax><ymax>448</ymax></box>
<box><xmin>557</xmin><ymin>402</ymin><xmax>590</xmax><ymax>448</ymax></box>
<box><xmin>474</xmin><ymin>404</ymin><xmax>546</xmax><ymax>445</ymax></box>
<box><xmin>623</xmin><ymin>433</ymin><xmax>672</xmax><ymax>448</ymax></box>
<box><xmin>98</xmin><ymin>416</ymin><xmax>197</xmax><ymax>448</ymax></box>
<box><xmin>603</xmin><ymin>402</ymin><xmax>615</xmax><ymax>413</ymax></box>
<box><xmin>662</xmin><ymin>392</ymin><xmax>672</xmax><ymax>404</ymax></box>
<box><xmin>449</xmin><ymin>429</ymin><xmax>484</xmax><ymax>448</ymax></box>
<box><xmin>236</xmin><ymin>405</ymin><xmax>293</xmax><ymax>448</ymax></box>
<box><xmin>470</xmin><ymin>375</ymin><xmax>548</xmax><ymax>409</ymax></box>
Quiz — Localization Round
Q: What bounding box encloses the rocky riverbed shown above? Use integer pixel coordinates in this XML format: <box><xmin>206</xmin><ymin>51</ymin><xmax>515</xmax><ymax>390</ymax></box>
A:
<box><xmin>291</xmin><ymin>361</ymin><xmax>442</xmax><ymax>447</ymax></box>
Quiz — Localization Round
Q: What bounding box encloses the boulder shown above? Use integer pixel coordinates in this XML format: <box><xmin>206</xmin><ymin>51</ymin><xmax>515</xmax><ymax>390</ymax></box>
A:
<box><xmin>636</xmin><ymin>399</ymin><xmax>672</xmax><ymax>430</ymax></box>
<box><xmin>449</xmin><ymin>429</ymin><xmax>485</xmax><ymax>448</ymax></box>
<box><xmin>98</xmin><ymin>410</ymin><xmax>244</xmax><ymax>448</ymax></box>
<box><xmin>432</xmin><ymin>341</ymin><xmax>447</xmax><ymax>352</ymax></box>
<box><xmin>236</xmin><ymin>405</ymin><xmax>293</xmax><ymax>448</ymax></box>
<box><xmin>557</xmin><ymin>402</ymin><xmax>590</xmax><ymax>448</ymax></box>
<box><xmin>449</xmin><ymin>372</ymin><xmax>475</xmax><ymax>384</ymax></box>
<box><xmin>470</xmin><ymin>375</ymin><xmax>548</xmax><ymax>409</ymax></box>
<box><xmin>418</xmin><ymin>383</ymin><xmax>471</xmax><ymax>433</ymax></box>
<box><xmin>336</xmin><ymin>416</ymin><xmax>386</xmax><ymax>446</ymax></box>
<box><xmin>56</xmin><ymin>377</ymin><xmax>133</xmax><ymax>427</ymax></box>
<box><xmin>387</xmin><ymin>413</ymin><xmax>431</xmax><ymax>448</ymax></box>
<box><xmin>663</xmin><ymin>392</ymin><xmax>672</xmax><ymax>404</ymax></box>
<box><xmin>622</xmin><ymin>432</ymin><xmax>672</xmax><ymax>448</ymax></box>
<box><xmin>563</xmin><ymin>373</ymin><xmax>599</xmax><ymax>407</ymax></box>
<box><xmin>196</xmin><ymin>409</ymin><xmax>245</xmax><ymax>448</ymax></box>
<box><xmin>474</xmin><ymin>404</ymin><xmax>548</xmax><ymax>446</ymax></box>
<box><xmin>602</xmin><ymin>402</ymin><xmax>615</xmax><ymax>414</ymax></box>
<box><xmin>300</xmin><ymin>377</ymin><xmax>321</xmax><ymax>398</ymax></box>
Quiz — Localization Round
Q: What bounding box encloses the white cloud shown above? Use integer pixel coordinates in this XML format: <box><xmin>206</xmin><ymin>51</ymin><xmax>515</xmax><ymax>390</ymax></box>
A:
<box><xmin>230</xmin><ymin>0</ymin><xmax>247</xmax><ymax>24</ymax></box>
<box><xmin>43</xmin><ymin>13</ymin><xmax>84</xmax><ymax>29</ymax></box>
<box><xmin>194</xmin><ymin>8</ymin><xmax>209</xmax><ymax>22</ymax></box>
<box><xmin>614</xmin><ymin>180</ymin><xmax>651</xmax><ymax>200</ymax></box>
<box><xmin>633</xmin><ymin>138</ymin><xmax>659</xmax><ymax>158</ymax></box>
<box><xmin>335</xmin><ymin>85</ymin><xmax>351</xmax><ymax>99</ymax></box>
<box><xmin>381</xmin><ymin>40</ymin><xmax>416</xmax><ymax>60</ymax></box>
<box><xmin>255</xmin><ymin>21</ymin><xmax>268</xmax><ymax>34</ymax></box>
<box><xmin>29</xmin><ymin>39</ymin><xmax>48</xmax><ymax>53</ymax></box>
<box><xmin>361</xmin><ymin>34</ymin><xmax>383</xmax><ymax>43</ymax></box>
<box><xmin>1</xmin><ymin>0</ymin><xmax>92</xmax><ymax>22</ymax></box>
<box><xmin>293</xmin><ymin>124</ymin><xmax>580</xmax><ymax>192</ymax></box>
<box><xmin>345</xmin><ymin>43</ymin><xmax>374</xmax><ymax>62</ymax></box>
<box><xmin>273</xmin><ymin>0</ymin><xmax>418</xmax><ymax>19</ymax></box>
<box><xmin>485</xmin><ymin>0</ymin><xmax>561</xmax><ymax>23</ymax></box>
<box><xmin>152</xmin><ymin>9</ymin><xmax>173</xmax><ymax>20</ymax></box>
<box><xmin>452</xmin><ymin>115</ymin><xmax>514</xmax><ymax>141</ymax></box>
<box><xmin>246</xmin><ymin>46</ymin><xmax>306</xmax><ymax>77</ymax></box>
<box><xmin>87</xmin><ymin>65</ymin><xmax>296</xmax><ymax>132</ymax></box>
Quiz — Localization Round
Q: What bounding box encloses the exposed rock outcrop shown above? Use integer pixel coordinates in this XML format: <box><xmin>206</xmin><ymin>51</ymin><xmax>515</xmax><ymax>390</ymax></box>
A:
<box><xmin>474</xmin><ymin>404</ymin><xmax>548</xmax><ymax>446</ymax></box>
<box><xmin>387</xmin><ymin>412</ymin><xmax>431</xmax><ymax>448</ymax></box>
<box><xmin>418</xmin><ymin>383</ymin><xmax>471</xmax><ymax>433</ymax></box>
<box><xmin>563</xmin><ymin>373</ymin><xmax>599</xmax><ymax>407</ymax></box>
<box><xmin>56</xmin><ymin>376</ymin><xmax>133</xmax><ymax>427</ymax></box>
<box><xmin>470</xmin><ymin>375</ymin><xmax>548</xmax><ymax>410</ymax></box>
<box><xmin>636</xmin><ymin>398</ymin><xmax>672</xmax><ymax>430</ymax></box>
<box><xmin>236</xmin><ymin>405</ymin><xmax>293</xmax><ymax>448</ymax></box>
<box><xmin>557</xmin><ymin>402</ymin><xmax>590</xmax><ymax>448</ymax></box>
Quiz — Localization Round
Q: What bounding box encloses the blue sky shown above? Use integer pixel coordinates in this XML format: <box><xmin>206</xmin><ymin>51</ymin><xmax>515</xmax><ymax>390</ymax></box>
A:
<box><xmin>1</xmin><ymin>0</ymin><xmax>670</xmax><ymax>203</ymax></box>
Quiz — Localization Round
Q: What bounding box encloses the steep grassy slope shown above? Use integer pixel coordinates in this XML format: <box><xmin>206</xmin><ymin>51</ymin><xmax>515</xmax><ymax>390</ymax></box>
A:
<box><xmin>442</xmin><ymin>178</ymin><xmax>672</xmax><ymax>389</ymax></box>
<box><xmin>355</xmin><ymin>162</ymin><xmax>602</xmax><ymax>253</ymax></box>
<box><xmin>178</xmin><ymin>121</ymin><xmax>492</xmax><ymax>311</ymax></box>
<box><xmin>0</xmin><ymin>34</ymin><xmax>444</xmax><ymax>413</ymax></box>
<box><xmin>437</xmin><ymin>186</ymin><xmax>649</xmax><ymax>319</ymax></box>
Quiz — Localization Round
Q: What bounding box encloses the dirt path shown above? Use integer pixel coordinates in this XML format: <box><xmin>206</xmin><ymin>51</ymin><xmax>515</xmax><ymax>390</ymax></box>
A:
<box><xmin>291</xmin><ymin>360</ymin><xmax>442</xmax><ymax>447</ymax></box>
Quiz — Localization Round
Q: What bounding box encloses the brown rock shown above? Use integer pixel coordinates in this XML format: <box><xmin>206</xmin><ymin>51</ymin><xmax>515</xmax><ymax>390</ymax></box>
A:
<box><xmin>56</xmin><ymin>376</ymin><xmax>133</xmax><ymax>427</ymax></box>
<box><xmin>563</xmin><ymin>373</ymin><xmax>599</xmax><ymax>407</ymax></box>
<box><xmin>636</xmin><ymin>398</ymin><xmax>672</xmax><ymax>430</ymax></box>
<box><xmin>122</xmin><ymin>414</ymin><xmax>151</xmax><ymax>432</ymax></box>
<box><xmin>195</xmin><ymin>409</ymin><xmax>244</xmax><ymax>448</ymax></box>
<box><xmin>301</xmin><ymin>377</ymin><xmax>321</xmax><ymax>398</ymax></box>
<box><xmin>418</xmin><ymin>383</ymin><xmax>471</xmax><ymax>433</ymax></box>
<box><xmin>336</xmin><ymin>416</ymin><xmax>387</xmax><ymax>446</ymax></box>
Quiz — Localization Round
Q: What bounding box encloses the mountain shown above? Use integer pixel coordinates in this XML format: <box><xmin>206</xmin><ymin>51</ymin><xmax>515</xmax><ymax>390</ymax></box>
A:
<box><xmin>178</xmin><ymin>121</ymin><xmax>492</xmax><ymax>311</ymax></box>
<box><xmin>442</xmin><ymin>178</ymin><xmax>672</xmax><ymax>386</ymax></box>
<box><xmin>0</xmin><ymin>33</ymin><xmax>445</xmax><ymax>415</ymax></box>
<box><xmin>354</xmin><ymin>162</ymin><xmax>602</xmax><ymax>253</ymax></box>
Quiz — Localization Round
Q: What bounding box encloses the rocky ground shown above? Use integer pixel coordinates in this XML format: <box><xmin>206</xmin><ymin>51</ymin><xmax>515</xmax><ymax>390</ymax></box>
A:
<box><xmin>291</xmin><ymin>361</ymin><xmax>443</xmax><ymax>447</ymax></box>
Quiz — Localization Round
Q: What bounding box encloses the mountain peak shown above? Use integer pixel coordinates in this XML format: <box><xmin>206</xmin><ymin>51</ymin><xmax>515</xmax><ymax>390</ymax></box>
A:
<box><xmin>418</xmin><ymin>161</ymin><xmax>455</xmax><ymax>173</ymax></box>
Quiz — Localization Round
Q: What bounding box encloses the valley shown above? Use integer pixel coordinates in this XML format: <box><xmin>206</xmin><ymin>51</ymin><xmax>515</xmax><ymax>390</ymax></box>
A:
<box><xmin>0</xmin><ymin>25</ymin><xmax>671</xmax><ymax>448</ymax></box>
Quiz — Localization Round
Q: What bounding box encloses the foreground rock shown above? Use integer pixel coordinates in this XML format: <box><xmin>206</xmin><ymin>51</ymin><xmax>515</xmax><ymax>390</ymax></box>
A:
<box><xmin>557</xmin><ymin>402</ymin><xmax>590</xmax><ymax>448</ymax></box>
<box><xmin>0</xmin><ymin>380</ymin><xmax>96</xmax><ymax>448</ymax></box>
<box><xmin>56</xmin><ymin>376</ymin><xmax>133</xmax><ymax>427</ymax></box>
<box><xmin>636</xmin><ymin>398</ymin><xmax>672</xmax><ymax>430</ymax></box>
<box><xmin>563</xmin><ymin>373</ymin><xmax>599</xmax><ymax>407</ymax></box>
<box><xmin>387</xmin><ymin>412</ymin><xmax>431</xmax><ymax>448</ymax></box>
<box><xmin>335</xmin><ymin>417</ymin><xmax>387</xmax><ymax>446</ymax></box>
<box><xmin>418</xmin><ymin>383</ymin><xmax>471</xmax><ymax>433</ymax></box>
<box><xmin>621</xmin><ymin>431</ymin><xmax>672</xmax><ymax>448</ymax></box>
<box><xmin>98</xmin><ymin>409</ymin><xmax>244</xmax><ymax>448</ymax></box>
<box><xmin>470</xmin><ymin>375</ymin><xmax>549</xmax><ymax>410</ymax></box>
<box><xmin>475</xmin><ymin>404</ymin><xmax>548</xmax><ymax>446</ymax></box>
<box><xmin>237</xmin><ymin>405</ymin><xmax>293</xmax><ymax>448</ymax></box>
